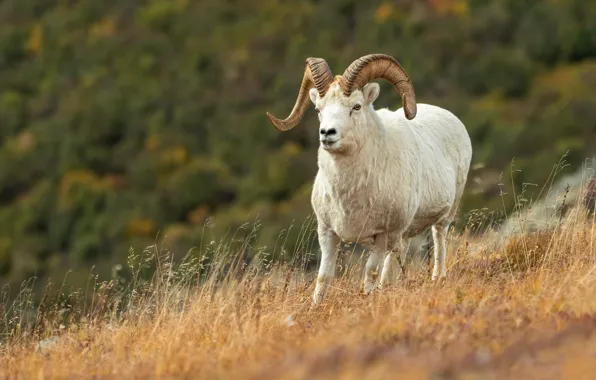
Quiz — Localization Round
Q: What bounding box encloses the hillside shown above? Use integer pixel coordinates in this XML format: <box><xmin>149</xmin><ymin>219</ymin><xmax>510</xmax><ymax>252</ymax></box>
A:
<box><xmin>1</xmin><ymin>207</ymin><xmax>595</xmax><ymax>379</ymax></box>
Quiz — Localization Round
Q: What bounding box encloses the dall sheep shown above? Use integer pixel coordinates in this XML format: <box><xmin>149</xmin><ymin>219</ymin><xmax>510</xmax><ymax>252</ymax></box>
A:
<box><xmin>266</xmin><ymin>54</ymin><xmax>473</xmax><ymax>304</ymax></box>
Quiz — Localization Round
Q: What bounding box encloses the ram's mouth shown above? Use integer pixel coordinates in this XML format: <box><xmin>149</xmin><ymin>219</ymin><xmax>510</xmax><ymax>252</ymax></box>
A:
<box><xmin>320</xmin><ymin>139</ymin><xmax>339</xmax><ymax>150</ymax></box>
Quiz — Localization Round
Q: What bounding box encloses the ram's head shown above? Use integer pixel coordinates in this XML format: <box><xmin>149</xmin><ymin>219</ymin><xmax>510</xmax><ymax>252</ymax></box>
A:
<box><xmin>266</xmin><ymin>54</ymin><xmax>417</xmax><ymax>152</ymax></box>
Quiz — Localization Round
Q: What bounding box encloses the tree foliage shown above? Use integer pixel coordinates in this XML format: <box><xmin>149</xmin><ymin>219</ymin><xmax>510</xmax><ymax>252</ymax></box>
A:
<box><xmin>0</xmin><ymin>0</ymin><xmax>595</xmax><ymax>287</ymax></box>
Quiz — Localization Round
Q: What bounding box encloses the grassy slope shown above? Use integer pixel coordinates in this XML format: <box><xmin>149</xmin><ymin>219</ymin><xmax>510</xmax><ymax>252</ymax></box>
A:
<box><xmin>1</xmin><ymin>208</ymin><xmax>596</xmax><ymax>379</ymax></box>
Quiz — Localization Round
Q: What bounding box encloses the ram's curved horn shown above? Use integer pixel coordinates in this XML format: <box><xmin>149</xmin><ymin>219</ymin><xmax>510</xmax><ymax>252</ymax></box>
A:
<box><xmin>266</xmin><ymin>58</ymin><xmax>335</xmax><ymax>131</ymax></box>
<box><xmin>339</xmin><ymin>54</ymin><xmax>417</xmax><ymax>120</ymax></box>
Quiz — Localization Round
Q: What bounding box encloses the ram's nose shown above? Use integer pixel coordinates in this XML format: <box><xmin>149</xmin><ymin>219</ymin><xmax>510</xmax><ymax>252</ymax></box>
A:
<box><xmin>319</xmin><ymin>127</ymin><xmax>337</xmax><ymax>137</ymax></box>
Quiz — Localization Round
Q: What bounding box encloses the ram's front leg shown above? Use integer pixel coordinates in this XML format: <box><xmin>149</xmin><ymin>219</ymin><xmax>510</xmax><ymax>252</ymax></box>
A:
<box><xmin>313</xmin><ymin>228</ymin><xmax>340</xmax><ymax>305</ymax></box>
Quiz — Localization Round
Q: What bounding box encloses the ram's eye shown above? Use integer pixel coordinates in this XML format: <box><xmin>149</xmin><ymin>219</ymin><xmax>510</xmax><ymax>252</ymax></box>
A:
<box><xmin>352</xmin><ymin>104</ymin><xmax>361</xmax><ymax>111</ymax></box>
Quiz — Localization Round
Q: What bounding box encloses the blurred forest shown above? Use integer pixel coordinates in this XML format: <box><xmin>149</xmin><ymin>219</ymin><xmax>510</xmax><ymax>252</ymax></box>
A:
<box><xmin>0</xmin><ymin>0</ymin><xmax>595</xmax><ymax>289</ymax></box>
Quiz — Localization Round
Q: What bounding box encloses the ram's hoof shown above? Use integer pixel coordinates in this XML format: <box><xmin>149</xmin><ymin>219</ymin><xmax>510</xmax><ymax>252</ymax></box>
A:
<box><xmin>313</xmin><ymin>282</ymin><xmax>328</xmax><ymax>305</ymax></box>
<box><xmin>363</xmin><ymin>282</ymin><xmax>376</xmax><ymax>295</ymax></box>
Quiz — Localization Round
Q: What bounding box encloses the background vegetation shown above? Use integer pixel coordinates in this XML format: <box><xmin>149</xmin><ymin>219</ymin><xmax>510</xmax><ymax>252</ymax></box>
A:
<box><xmin>0</xmin><ymin>0</ymin><xmax>595</xmax><ymax>292</ymax></box>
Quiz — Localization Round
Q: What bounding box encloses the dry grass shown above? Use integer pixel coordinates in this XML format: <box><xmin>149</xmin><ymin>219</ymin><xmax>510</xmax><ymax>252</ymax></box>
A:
<box><xmin>1</xmin><ymin>211</ymin><xmax>596</xmax><ymax>380</ymax></box>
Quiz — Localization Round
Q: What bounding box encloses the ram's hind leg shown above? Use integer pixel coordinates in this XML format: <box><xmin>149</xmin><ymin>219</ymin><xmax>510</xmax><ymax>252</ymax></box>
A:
<box><xmin>379</xmin><ymin>237</ymin><xmax>410</xmax><ymax>288</ymax></box>
<box><xmin>431</xmin><ymin>180</ymin><xmax>465</xmax><ymax>281</ymax></box>
<box><xmin>431</xmin><ymin>222</ymin><xmax>449</xmax><ymax>280</ymax></box>
<box><xmin>364</xmin><ymin>248</ymin><xmax>383</xmax><ymax>295</ymax></box>
<box><xmin>363</xmin><ymin>234</ymin><xmax>390</xmax><ymax>294</ymax></box>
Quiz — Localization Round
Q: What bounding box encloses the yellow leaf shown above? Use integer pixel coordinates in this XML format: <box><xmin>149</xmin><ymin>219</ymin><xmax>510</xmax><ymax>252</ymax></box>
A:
<box><xmin>145</xmin><ymin>136</ymin><xmax>161</xmax><ymax>151</ymax></box>
<box><xmin>375</xmin><ymin>3</ymin><xmax>393</xmax><ymax>24</ymax></box>
<box><xmin>188</xmin><ymin>207</ymin><xmax>209</xmax><ymax>224</ymax></box>
<box><xmin>159</xmin><ymin>146</ymin><xmax>189</xmax><ymax>166</ymax></box>
<box><xmin>452</xmin><ymin>0</ymin><xmax>470</xmax><ymax>17</ymax></box>
<box><xmin>89</xmin><ymin>17</ymin><xmax>116</xmax><ymax>39</ymax></box>
<box><xmin>430</xmin><ymin>0</ymin><xmax>469</xmax><ymax>17</ymax></box>
<box><xmin>27</xmin><ymin>24</ymin><xmax>43</xmax><ymax>54</ymax></box>
<box><xmin>127</xmin><ymin>218</ymin><xmax>158</xmax><ymax>238</ymax></box>
<box><xmin>59</xmin><ymin>170</ymin><xmax>101</xmax><ymax>200</ymax></box>
<box><xmin>168</xmin><ymin>147</ymin><xmax>188</xmax><ymax>165</ymax></box>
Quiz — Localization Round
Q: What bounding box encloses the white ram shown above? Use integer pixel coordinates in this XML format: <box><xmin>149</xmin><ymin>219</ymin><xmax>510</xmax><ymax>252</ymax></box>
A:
<box><xmin>266</xmin><ymin>54</ymin><xmax>473</xmax><ymax>304</ymax></box>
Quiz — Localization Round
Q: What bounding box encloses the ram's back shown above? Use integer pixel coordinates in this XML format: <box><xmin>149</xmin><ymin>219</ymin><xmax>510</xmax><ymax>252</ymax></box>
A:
<box><xmin>378</xmin><ymin>103</ymin><xmax>472</xmax><ymax>235</ymax></box>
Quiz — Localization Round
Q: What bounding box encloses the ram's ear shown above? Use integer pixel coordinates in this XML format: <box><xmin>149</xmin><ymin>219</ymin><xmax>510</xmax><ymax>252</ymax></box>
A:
<box><xmin>309</xmin><ymin>88</ymin><xmax>319</xmax><ymax>104</ymax></box>
<box><xmin>362</xmin><ymin>82</ymin><xmax>380</xmax><ymax>105</ymax></box>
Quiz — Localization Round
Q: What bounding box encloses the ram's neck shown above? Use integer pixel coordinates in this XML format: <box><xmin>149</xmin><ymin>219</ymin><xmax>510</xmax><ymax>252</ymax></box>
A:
<box><xmin>318</xmin><ymin>110</ymin><xmax>387</xmax><ymax>188</ymax></box>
